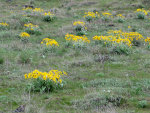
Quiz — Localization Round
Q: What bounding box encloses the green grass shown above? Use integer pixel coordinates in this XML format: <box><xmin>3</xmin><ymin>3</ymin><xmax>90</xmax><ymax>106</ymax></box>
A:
<box><xmin>0</xmin><ymin>0</ymin><xmax>150</xmax><ymax>112</ymax></box>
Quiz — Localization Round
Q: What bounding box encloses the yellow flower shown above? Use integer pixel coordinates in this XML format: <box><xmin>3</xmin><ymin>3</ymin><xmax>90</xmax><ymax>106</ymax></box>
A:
<box><xmin>33</xmin><ymin>8</ymin><xmax>44</xmax><ymax>12</ymax></box>
<box><xmin>0</xmin><ymin>22</ymin><xmax>9</xmax><ymax>26</ymax></box>
<box><xmin>73</xmin><ymin>21</ymin><xmax>85</xmax><ymax>26</ymax></box>
<box><xmin>44</xmin><ymin>12</ymin><xmax>54</xmax><ymax>16</ymax></box>
<box><xmin>24</xmin><ymin>74</ymin><xmax>28</xmax><ymax>79</ymax></box>
<box><xmin>24</xmin><ymin>70</ymin><xmax>67</xmax><ymax>83</ymax></box>
<box><xmin>128</xmin><ymin>26</ymin><xmax>131</xmax><ymax>29</ymax></box>
<box><xmin>84</xmin><ymin>11</ymin><xmax>100</xmax><ymax>18</ymax></box>
<box><xmin>41</xmin><ymin>38</ymin><xmax>59</xmax><ymax>47</ymax></box>
<box><xmin>65</xmin><ymin>34</ymin><xmax>90</xmax><ymax>43</ymax></box>
<box><xmin>135</xmin><ymin>8</ymin><xmax>149</xmax><ymax>15</ymax></box>
<box><xmin>19</xmin><ymin>32</ymin><xmax>30</xmax><ymax>37</ymax></box>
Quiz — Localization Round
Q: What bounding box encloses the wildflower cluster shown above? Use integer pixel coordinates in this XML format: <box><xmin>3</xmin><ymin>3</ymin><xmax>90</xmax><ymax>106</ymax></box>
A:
<box><xmin>43</xmin><ymin>12</ymin><xmax>55</xmax><ymax>22</ymax></box>
<box><xmin>24</xmin><ymin>69</ymin><xmax>67</xmax><ymax>83</ymax></box>
<box><xmin>19</xmin><ymin>32</ymin><xmax>30</xmax><ymax>43</ymax></box>
<box><xmin>135</xmin><ymin>8</ymin><xmax>149</xmax><ymax>19</ymax></box>
<box><xmin>19</xmin><ymin>32</ymin><xmax>30</xmax><ymax>38</ymax></box>
<box><xmin>65</xmin><ymin>34</ymin><xmax>90</xmax><ymax>48</ymax></box>
<box><xmin>101</xmin><ymin>12</ymin><xmax>113</xmax><ymax>21</ymax></box>
<box><xmin>24</xmin><ymin>23</ymin><xmax>41</xmax><ymax>35</ymax></box>
<box><xmin>145</xmin><ymin>37</ymin><xmax>150</xmax><ymax>49</ymax></box>
<box><xmin>24</xmin><ymin>70</ymin><xmax>67</xmax><ymax>92</ymax></box>
<box><xmin>0</xmin><ymin>22</ymin><xmax>9</xmax><ymax>30</ymax></box>
<box><xmin>84</xmin><ymin>11</ymin><xmax>100</xmax><ymax>22</ymax></box>
<box><xmin>145</xmin><ymin>37</ymin><xmax>150</xmax><ymax>44</ymax></box>
<box><xmin>41</xmin><ymin>38</ymin><xmax>59</xmax><ymax>47</ymax></box>
<box><xmin>33</xmin><ymin>8</ymin><xmax>44</xmax><ymax>13</ymax></box>
<box><xmin>23</xmin><ymin>7</ymin><xmax>44</xmax><ymax>13</ymax></box>
<box><xmin>93</xmin><ymin>35</ymin><xmax>131</xmax><ymax>47</ymax></box>
<box><xmin>65</xmin><ymin>34</ymin><xmax>90</xmax><ymax>43</ymax></box>
<box><xmin>73</xmin><ymin>21</ymin><xmax>87</xmax><ymax>35</ymax></box>
<box><xmin>108</xmin><ymin>30</ymin><xmax>144</xmax><ymax>41</ymax></box>
<box><xmin>116</xmin><ymin>14</ymin><xmax>125</xmax><ymax>23</ymax></box>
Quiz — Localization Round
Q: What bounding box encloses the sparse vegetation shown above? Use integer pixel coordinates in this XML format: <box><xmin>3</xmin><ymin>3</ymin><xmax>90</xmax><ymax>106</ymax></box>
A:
<box><xmin>0</xmin><ymin>0</ymin><xmax>150</xmax><ymax>112</ymax></box>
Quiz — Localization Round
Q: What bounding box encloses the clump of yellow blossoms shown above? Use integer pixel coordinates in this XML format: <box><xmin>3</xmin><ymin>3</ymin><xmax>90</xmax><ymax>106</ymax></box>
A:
<box><xmin>135</xmin><ymin>8</ymin><xmax>149</xmax><ymax>19</ymax></box>
<box><xmin>0</xmin><ymin>22</ymin><xmax>9</xmax><ymax>26</ymax></box>
<box><xmin>24</xmin><ymin>23</ymin><xmax>39</xmax><ymax>29</ymax></box>
<box><xmin>93</xmin><ymin>35</ymin><xmax>132</xmax><ymax>47</ymax></box>
<box><xmin>93</xmin><ymin>30</ymin><xmax>144</xmax><ymax>47</ymax></box>
<box><xmin>23</xmin><ymin>7</ymin><xmax>44</xmax><ymax>13</ymax></box>
<box><xmin>73</xmin><ymin>21</ymin><xmax>87</xmax><ymax>35</ymax></box>
<box><xmin>101</xmin><ymin>12</ymin><xmax>113</xmax><ymax>21</ymax></box>
<box><xmin>84</xmin><ymin>11</ymin><xmax>100</xmax><ymax>22</ymax></box>
<box><xmin>135</xmin><ymin>8</ymin><xmax>149</xmax><ymax>16</ymax></box>
<box><xmin>145</xmin><ymin>37</ymin><xmax>150</xmax><ymax>45</ymax></box>
<box><xmin>43</xmin><ymin>12</ymin><xmax>55</xmax><ymax>22</ymax></box>
<box><xmin>65</xmin><ymin>34</ymin><xmax>90</xmax><ymax>43</ymax></box>
<box><xmin>116</xmin><ymin>14</ymin><xmax>125</xmax><ymax>23</ymax></box>
<box><xmin>117</xmin><ymin>14</ymin><xmax>125</xmax><ymax>18</ymax></box>
<box><xmin>0</xmin><ymin>22</ymin><xmax>9</xmax><ymax>30</ymax></box>
<box><xmin>108</xmin><ymin>30</ymin><xmax>144</xmax><ymax>41</ymax></box>
<box><xmin>73</xmin><ymin>21</ymin><xmax>85</xmax><ymax>26</ymax></box>
<box><xmin>24</xmin><ymin>69</ymin><xmax>67</xmax><ymax>83</ymax></box>
<box><xmin>33</xmin><ymin>8</ymin><xmax>44</xmax><ymax>12</ymax></box>
<box><xmin>19</xmin><ymin>32</ymin><xmax>30</xmax><ymax>37</ymax></box>
<box><xmin>102</xmin><ymin>12</ymin><xmax>112</xmax><ymax>17</ymax></box>
<box><xmin>24</xmin><ymin>23</ymin><xmax>41</xmax><ymax>35</ymax></box>
<box><xmin>41</xmin><ymin>38</ymin><xmax>59</xmax><ymax>47</ymax></box>
<box><xmin>44</xmin><ymin>12</ymin><xmax>54</xmax><ymax>16</ymax></box>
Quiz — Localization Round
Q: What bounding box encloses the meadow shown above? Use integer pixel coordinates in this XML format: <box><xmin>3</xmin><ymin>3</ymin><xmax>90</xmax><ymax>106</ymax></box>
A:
<box><xmin>0</xmin><ymin>0</ymin><xmax>150</xmax><ymax>112</ymax></box>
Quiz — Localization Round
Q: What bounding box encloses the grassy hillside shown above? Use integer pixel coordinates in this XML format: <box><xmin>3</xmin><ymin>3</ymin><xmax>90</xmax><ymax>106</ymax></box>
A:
<box><xmin>0</xmin><ymin>0</ymin><xmax>150</xmax><ymax>112</ymax></box>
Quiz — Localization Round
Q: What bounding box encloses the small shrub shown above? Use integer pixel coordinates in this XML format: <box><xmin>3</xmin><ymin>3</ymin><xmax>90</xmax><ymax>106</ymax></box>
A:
<box><xmin>111</xmin><ymin>44</ymin><xmax>131</xmax><ymax>55</ymax></box>
<box><xmin>41</xmin><ymin>38</ymin><xmax>59</xmax><ymax>54</ymax></box>
<box><xmin>137</xmin><ymin>12</ymin><xmax>145</xmax><ymax>19</ymax></box>
<box><xmin>73</xmin><ymin>93</ymin><xmax>126</xmax><ymax>110</ymax></box>
<box><xmin>20</xmin><ymin>16</ymin><xmax>32</xmax><ymax>24</ymax></box>
<box><xmin>84</xmin><ymin>11</ymin><xmax>100</xmax><ymax>22</ymax></box>
<box><xmin>101</xmin><ymin>12</ymin><xmax>113</xmax><ymax>22</ymax></box>
<box><xmin>19</xmin><ymin>32</ymin><xmax>30</xmax><ymax>43</ymax></box>
<box><xmin>43</xmin><ymin>12</ymin><xmax>55</xmax><ymax>22</ymax></box>
<box><xmin>24</xmin><ymin>23</ymin><xmax>41</xmax><ymax>35</ymax></box>
<box><xmin>132</xmin><ymin>38</ymin><xmax>142</xmax><ymax>46</ymax></box>
<box><xmin>0</xmin><ymin>22</ymin><xmax>9</xmax><ymax>30</ymax></box>
<box><xmin>135</xmin><ymin>9</ymin><xmax>149</xmax><ymax>19</ymax></box>
<box><xmin>0</xmin><ymin>57</ymin><xmax>4</xmax><ymax>64</ymax></box>
<box><xmin>65</xmin><ymin>34</ymin><xmax>90</xmax><ymax>49</ymax></box>
<box><xmin>73</xmin><ymin>21</ymin><xmax>87</xmax><ymax>36</ymax></box>
<box><xmin>19</xmin><ymin>51</ymin><xmax>32</xmax><ymax>64</ymax></box>
<box><xmin>138</xmin><ymin>100</ymin><xmax>147</xmax><ymax>108</ymax></box>
<box><xmin>96</xmin><ymin>72</ymin><xmax>105</xmax><ymax>77</ymax></box>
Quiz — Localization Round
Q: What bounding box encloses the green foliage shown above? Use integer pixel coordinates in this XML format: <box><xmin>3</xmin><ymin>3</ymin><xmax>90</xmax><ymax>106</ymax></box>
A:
<box><xmin>111</xmin><ymin>44</ymin><xmax>131</xmax><ymax>55</ymax></box>
<box><xmin>26</xmin><ymin>78</ymin><xmax>62</xmax><ymax>93</ymax></box>
<box><xmin>25</xmin><ymin>27</ymin><xmax>41</xmax><ymax>35</ymax></box>
<box><xmin>43</xmin><ymin>15</ymin><xmax>55</xmax><ymax>22</ymax></box>
<box><xmin>138</xmin><ymin>100</ymin><xmax>148</xmax><ymax>108</ymax></box>
<box><xmin>20</xmin><ymin>16</ymin><xmax>32</xmax><ymax>24</ymax></box>
<box><xmin>76</xmin><ymin>30</ymin><xmax>86</xmax><ymax>36</ymax></box>
<box><xmin>136</xmin><ymin>12</ymin><xmax>145</xmax><ymax>19</ymax></box>
<box><xmin>0</xmin><ymin>57</ymin><xmax>4</xmax><ymax>64</ymax></box>
<box><xmin>73</xmin><ymin>41</ymin><xmax>87</xmax><ymax>49</ymax></box>
<box><xmin>132</xmin><ymin>39</ymin><xmax>142</xmax><ymax>47</ymax></box>
<box><xmin>117</xmin><ymin>18</ymin><xmax>125</xmax><ymax>23</ymax></box>
<box><xmin>85</xmin><ymin>16</ymin><xmax>93</xmax><ymax>22</ymax></box>
<box><xmin>19</xmin><ymin>51</ymin><xmax>32</xmax><ymax>64</ymax></box>
<box><xmin>95</xmin><ymin>72</ymin><xmax>105</xmax><ymax>77</ymax></box>
<box><xmin>74</xmin><ymin>25</ymin><xmax>87</xmax><ymax>36</ymax></box>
